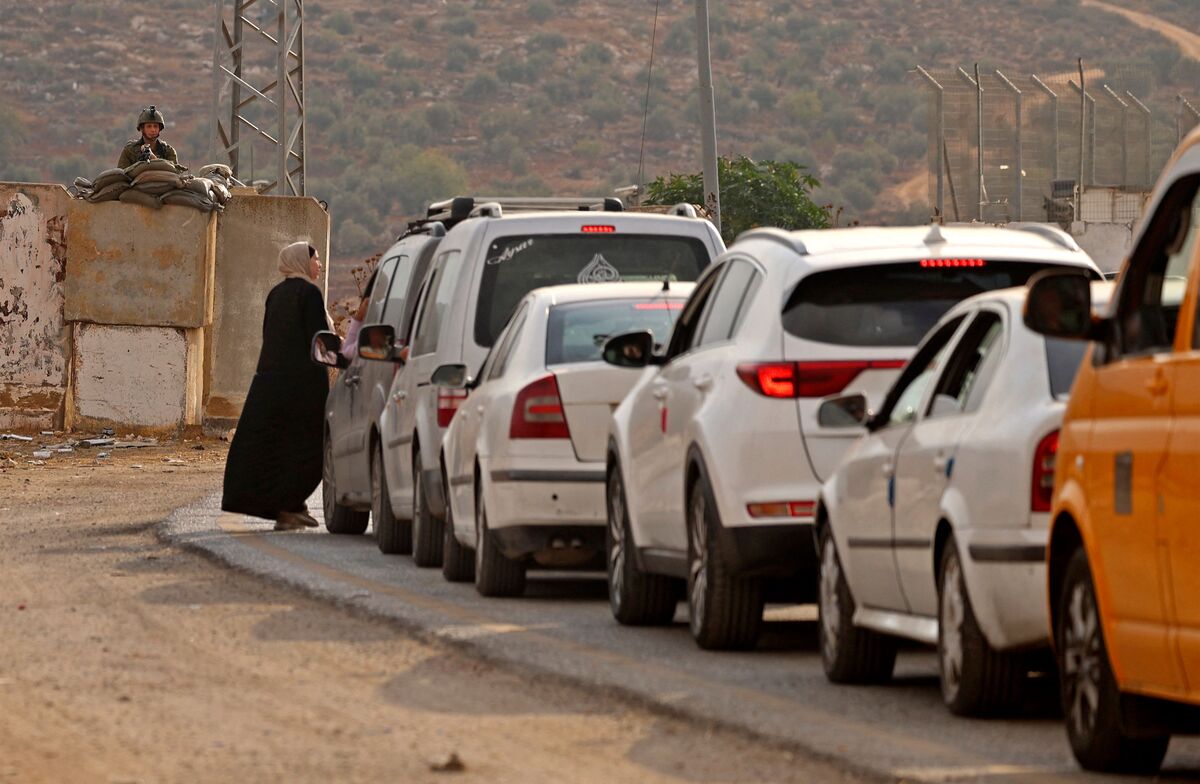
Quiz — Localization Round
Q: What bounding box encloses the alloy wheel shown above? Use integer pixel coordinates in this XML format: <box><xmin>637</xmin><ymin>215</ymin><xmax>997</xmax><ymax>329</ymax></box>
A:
<box><xmin>1063</xmin><ymin>578</ymin><xmax>1102</xmax><ymax>742</ymax></box>
<box><xmin>607</xmin><ymin>474</ymin><xmax>625</xmax><ymax>609</ymax></box>
<box><xmin>322</xmin><ymin>434</ymin><xmax>336</xmax><ymax>519</ymax></box>
<box><xmin>688</xmin><ymin>488</ymin><xmax>708</xmax><ymax>635</ymax></box>
<box><xmin>819</xmin><ymin>535</ymin><xmax>841</xmax><ymax>663</ymax></box>
<box><xmin>940</xmin><ymin>555</ymin><xmax>966</xmax><ymax>704</ymax></box>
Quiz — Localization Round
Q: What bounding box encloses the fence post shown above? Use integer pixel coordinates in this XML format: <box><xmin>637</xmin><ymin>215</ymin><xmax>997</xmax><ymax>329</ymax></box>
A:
<box><xmin>1030</xmin><ymin>74</ymin><xmax>1059</xmax><ymax>180</ymax></box>
<box><xmin>957</xmin><ymin>67</ymin><xmax>983</xmax><ymax>221</ymax></box>
<box><xmin>1125</xmin><ymin>90</ymin><xmax>1152</xmax><ymax>188</ymax></box>
<box><xmin>1102</xmin><ymin>85</ymin><xmax>1129</xmax><ymax>186</ymax></box>
<box><xmin>995</xmin><ymin>69</ymin><xmax>1022</xmax><ymax>221</ymax></box>
<box><xmin>1067</xmin><ymin>78</ymin><xmax>1095</xmax><ymax>187</ymax></box>
<box><xmin>915</xmin><ymin>67</ymin><xmax>945</xmax><ymax>221</ymax></box>
<box><xmin>1180</xmin><ymin>95</ymin><xmax>1200</xmax><ymax>144</ymax></box>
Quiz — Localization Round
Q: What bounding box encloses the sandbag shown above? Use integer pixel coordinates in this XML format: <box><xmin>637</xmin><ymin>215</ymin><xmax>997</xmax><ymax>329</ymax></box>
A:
<box><xmin>123</xmin><ymin>159</ymin><xmax>181</xmax><ymax>179</ymax></box>
<box><xmin>133</xmin><ymin>170</ymin><xmax>184</xmax><ymax>187</ymax></box>
<box><xmin>160</xmin><ymin>190</ymin><xmax>218</xmax><ymax>212</ymax></box>
<box><xmin>183</xmin><ymin>178</ymin><xmax>213</xmax><ymax>199</ymax></box>
<box><xmin>198</xmin><ymin>163</ymin><xmax>233</xmax><ymax>179</ymax></box>
<box><xmin>86</xmin><ymin>182</ymin><xmax>127</xmax><ymax>203</ymax></box>
<box><xmin>74</xmin><ymin>176</ymin><xmax>94</xmax><ymax>191</ymax></box>
<box><xmin>131</xmin><ymin>181</ymin><xmax>176</xmax><ymax>196</ymax></box>
<box><xmin>118</xmin><ymin>189</ymin><xmax>162</xmax><ymax>209</ymax></box>
<box><xmin>209</xmin><ymin>181</ymin><xmax>231</xmax><ymax>204</ymax></box>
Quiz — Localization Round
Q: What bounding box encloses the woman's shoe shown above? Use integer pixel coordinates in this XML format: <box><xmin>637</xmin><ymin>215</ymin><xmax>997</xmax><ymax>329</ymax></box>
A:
<box><xmin>275</xmin><ymin>512</ymin><xmax>311</xmax><ymax>531</ymax></box>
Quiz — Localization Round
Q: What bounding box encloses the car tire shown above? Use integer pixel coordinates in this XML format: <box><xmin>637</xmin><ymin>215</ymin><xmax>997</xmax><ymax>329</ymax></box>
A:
<box><xmin>372</xmin><ymin>441</ymin><xmax>411</xmax><ymax>555</ymax></box>
<box><xmin>818</xmin><ymin>526</ymin><xmax>897</xmax><ymax>683</ymax></box>
<box><xmin>606</xmin><ymin>461</ymin><xmax>677</xmax><ymax>625</ymax></box>
<box><xmin>473</xmin><ymin>479</ymin><xmax>525</xmax><ymax>598</ymax></box>
<box><xmin>411</xmin><ymin>450</ymin><xmax>444</xmax><ymax>568</ymax></box>
<box><xmin>1057</xmin><ymin>548</ymin><xmax>1170</xmax><ymax>773</ymax></box>
<box><xmin>323</xmin><ymin>430</ymin><xmax>368</xmax><ymax>535</ymax></box>
<box><xmin>686</xmin><ymin>477</ymin><xmax>763</xmax><ymax>651</ymax></box>
<box><xmin>440</xmin><ymin>465</ymin><xmax>474</xmax><ymax>583</ymax></box>
<box><xmin>938</xmin><ymin>540</ymin><xmax>1026</xmax><ymax>716</ymax></box>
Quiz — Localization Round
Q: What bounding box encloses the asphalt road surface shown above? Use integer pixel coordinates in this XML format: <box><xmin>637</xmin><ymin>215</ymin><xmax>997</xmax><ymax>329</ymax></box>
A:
<box><xmin>166</xmin><ymin>490</ymin><xmax>1200</xmax><ymax>784</ymax></box>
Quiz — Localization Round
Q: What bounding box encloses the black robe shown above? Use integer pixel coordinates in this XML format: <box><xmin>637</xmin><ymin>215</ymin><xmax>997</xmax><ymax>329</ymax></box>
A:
<box><xmin>222</xmin><ymin>277</ymin><xmax>330</xmax><ymax>520</ymax></box>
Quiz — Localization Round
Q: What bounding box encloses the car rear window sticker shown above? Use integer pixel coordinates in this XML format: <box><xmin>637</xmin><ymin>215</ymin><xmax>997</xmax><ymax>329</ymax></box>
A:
<box><xmin>578</xmin><ymin>253</ymin><xmax>622</xmax><ymax>283</ymax></box>
<box><xmin>487</xmin><ymin>238</ymin><xmax>535</xmax><ymax>266</ymax></box>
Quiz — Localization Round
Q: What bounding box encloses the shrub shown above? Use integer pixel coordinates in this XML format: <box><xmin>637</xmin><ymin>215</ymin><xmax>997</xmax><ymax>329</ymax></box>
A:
<box><xmin>528</xmin><ymin>1</ymin><xmax>554</xmax><ymax>21</ymax></box>
<box><xmin>441</xmin><ymin>16</ymin><xmax>477</xmax><ymax>36</ymax></box>
<box><xmin>579</xmin><ymin>41</ymin><xmax>613</xmax><ymax>66</ymax></box>
<box><xmin>328</xmin><ymin>10</ymin><xmax>352</xmax><ymax>35</ymax></box>
<box><xmin>748</xmin><ymin>84</ymin><xmax>778</xmax><ymax>110</ymax></box>
<box><xmin>424</xmin><ymin>104</ymin><xmax>459</xmax><ymax>134</ymax></box>
<box><xmin>527</xmin><ymin>32</ymin><xmax>566</xmax><ymax>53</ymax></box>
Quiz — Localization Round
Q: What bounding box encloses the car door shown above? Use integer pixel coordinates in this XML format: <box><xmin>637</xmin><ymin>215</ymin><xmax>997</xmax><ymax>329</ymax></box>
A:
<box><xmin>892</xmin><ymin>309</ymin><xmax>1005</xmax><ymax>616</ymax></box>
<box><xmin>1090</xmin><ymin>173</ymin><xmax>1198</xmax><ymax>695</ymax></box>
<box><xmin>837</xmin><ymin>316</ymin><xmax>965</xmax><ymax>612</ymax></box>
<box><xmin>626</xmin><ymin>265</ymin><xmax>724</xmax><ymax>551</ymax></box>
<box><xmin>1148</xmin><ymin>175</ymin><xmax>1200</xmax><ymax>695</ymax></box>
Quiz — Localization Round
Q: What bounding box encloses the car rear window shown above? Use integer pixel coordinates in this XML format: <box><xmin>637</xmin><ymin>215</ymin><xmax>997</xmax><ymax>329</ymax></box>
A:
<box><xmin>1045</xmin><ymin>337</ymin><xmax>1088</xmax><ymax>399</ymax></box>
<box><xmin>476</xmin><ymin>234</ymin><xmax>709</xmax><ymax>347</ymax></box>
<box><xmin>545</xmin><ymin>298</ymin><xmax>685</xmax><ymax>365</ymax></box>
<box><xmin>782</xmin><ymin>261</ymin><xmax>1089</xmax><ymax>347</ymax></box>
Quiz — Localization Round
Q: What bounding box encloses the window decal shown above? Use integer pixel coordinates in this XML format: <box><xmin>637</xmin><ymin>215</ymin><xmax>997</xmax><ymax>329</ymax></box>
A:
<box><xmin>578</xmin><ymin>253</ymin><xmax>621</xmax><ymax>283</ymax></box>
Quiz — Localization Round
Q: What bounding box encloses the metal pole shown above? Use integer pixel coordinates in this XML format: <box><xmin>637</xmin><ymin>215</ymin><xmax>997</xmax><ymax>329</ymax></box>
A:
<box><xmin>956</xmin><ymin>67</ymin><xmax>982</xmax><ymax>220</ymax></box>
<box><xmin>1125</xmin><ymin>91</ymin><xmax>1151</xmax><ymax>188</ymax></box>
<box><xmin>995</xmin><ymin>69</ymin><xmax>1022</xmax><ymax>221</ymax></box>
<box><xmin>1102</xmin><ymin>85</ymin><xmax>1129</xmax><ymax>186</ymax></box>
<box><xmin>915</xmin><ymin>67</ymin><xmax>945</xmax><ymax>222</ymax></box>
<box><xmin>230</xmin><ymin>0</ymin><xmax>244</xmax><ymax>176</ymax></box>
<box><xmin>277</xmin><ymin>3</ymin><xmax>287</xmax><ymax>194</ymax></box>
<box><xmin>209</xmin><ymin>0</ymin><xmax>223</xmax><ymax>164</ymax></box>
<box><xmin>1030</xmin><ymin>74</ymin><xmax>1059</xmax><ymax>180</ymax></box>
<box><xmin>694</xmin><ymin>0</ymin><xmax>720</xmax><ymax>233</ymax></box>
<box><xmin>1076</xmin><ymin>60</ymin><xmax>1086</xmax><ymax>218</ymax></box>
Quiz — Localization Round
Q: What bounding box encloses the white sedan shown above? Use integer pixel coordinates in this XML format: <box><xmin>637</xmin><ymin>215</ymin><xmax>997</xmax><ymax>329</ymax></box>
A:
<box><xmin>435</xmin><ymin>282</ymin><xmax>692</xmax><ymax>597</ymax></box>
<box><xmin>816</xmin><ymin>283</ymin><xmax>1111</xmax><ymax>716</ymax></box>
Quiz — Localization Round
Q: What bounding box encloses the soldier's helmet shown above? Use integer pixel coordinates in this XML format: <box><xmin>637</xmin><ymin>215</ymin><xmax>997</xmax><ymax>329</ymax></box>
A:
<box><xmin>137</xmin><ymin>105</ymin><xmax>166</xmax><ymax>131</ymax></box>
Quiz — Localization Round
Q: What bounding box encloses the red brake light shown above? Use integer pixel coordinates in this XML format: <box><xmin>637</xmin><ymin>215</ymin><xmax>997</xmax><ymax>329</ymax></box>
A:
<box><xmin>437</xmin><ymin>388</ymin><xmax>468</xmax><ymax>428</ymax></box>
<box><xmin>920</xmin><ymin>258</ymin><xmax>986</xmax><ymax>268</ymax></box>
<box><xmin>1031</xmin><ymin>430</ymin><xmax>1059</xmax><ymax>512</ymax></box>
<box><xmin>581</xmin><ymin>225</ymin><xmax>616</xmax><ymax>233</ymax></box>
<box><xmin>737</xmin><ymin>360</ymin><xmax>905</xmax><ymax>399</ymax></box>
<box><xmin>510</xmin><ymin>374</ymin><xmax>570</xmax><ymax>439</ymax></box>
<box><xmin>747</xmin><ymin>500</ymin><xmax>816</xmax><ymax>519</ymax></box>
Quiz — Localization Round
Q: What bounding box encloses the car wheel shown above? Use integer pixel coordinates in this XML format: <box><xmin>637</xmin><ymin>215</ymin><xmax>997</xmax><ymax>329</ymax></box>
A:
<box><xmin>411</xmin><ymin>450</ymin><xmax>444</xmax><ymax>568</ymax></box>
<box><xmin>818</xmin><ymin>526</ymin><xmax>897</xmax><ymax>683</ymax></box>
<box><xmin>606</xmin><ymin>461</ymin><xmax>677</xmax><ymax>625</ymax></box>
<box><xmin>440</xmin><ymin>465</ymin><xmax>474</xmax><ymax>583</ymax></box>
<box><xmin>686</xmin><ymin>477</ymin><xmax>763</xmax><ymax>650</ymax></box>
<box><xmin>322</xmin><ymin>430</ymin><xmax>368</xmax><ymax>535</ymax></box>
<box><xmin>938</xmin><ymin>540</ymin><xmax>1025</xmax><ymax>715</ymax></box>
<box><xmin>372</xmin><ymin>441</ymin><xmax>411</xmax><ymax>554</ymax></box>
<box><xmin>473</xmin><ymin>479</ymin><xmax>525</xmax><ymax>597</ymax></box>
<box><xmin>1058</xmin><ymin>548</ymin><xmax>1170</xmax><ymax>773</ymax></box>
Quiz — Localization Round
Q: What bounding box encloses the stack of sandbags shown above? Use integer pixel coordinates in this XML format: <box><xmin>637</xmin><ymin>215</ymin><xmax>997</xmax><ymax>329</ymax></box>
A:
<box><xmin>73</xmin><ymin>168</ymin><xmax>132</xmax><ymax>203</ymax></box>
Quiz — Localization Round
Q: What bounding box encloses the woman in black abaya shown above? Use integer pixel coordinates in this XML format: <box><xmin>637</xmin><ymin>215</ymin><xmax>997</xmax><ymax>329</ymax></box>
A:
<box><xmin>222</xmin><ymin>241</ymin><xmax>331</xmax><ymax>530</ymax></box>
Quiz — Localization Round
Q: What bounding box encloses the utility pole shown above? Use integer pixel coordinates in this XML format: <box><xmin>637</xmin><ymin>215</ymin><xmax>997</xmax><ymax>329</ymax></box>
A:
<box><xmin>694</xmin><ymin>0</ymin><xmax>721</xmax><ymax>233</ymax></box>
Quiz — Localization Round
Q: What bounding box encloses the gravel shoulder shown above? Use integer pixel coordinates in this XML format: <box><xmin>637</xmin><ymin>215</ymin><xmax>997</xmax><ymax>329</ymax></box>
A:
<box><xmin>0</xmin><ymin>436</ymin><xmax>864</xmax><ymax>783</ymax></box>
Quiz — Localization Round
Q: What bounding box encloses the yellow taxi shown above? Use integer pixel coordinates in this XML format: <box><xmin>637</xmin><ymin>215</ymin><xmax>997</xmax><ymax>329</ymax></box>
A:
<box><xmin>1025</xmin><ymin>127</ymin><xmax>1200</xmax><ymax>773</ymax></box>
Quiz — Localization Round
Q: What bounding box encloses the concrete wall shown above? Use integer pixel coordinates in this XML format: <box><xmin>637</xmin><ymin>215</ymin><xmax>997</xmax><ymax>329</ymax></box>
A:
<box><xmin>1071</xmin><ymin>221</ymin><xmax>1134</xmax><ymax>274</ymax></box>
<box><xmin>0</xmin><ymin>184</ymin><xmax>70</xmax><ymax>430</ymax></box>
<box><xmin>67</xmin><ymin>323</ymin><xmax>203</xmax><ymax>434</ymax></box>
<box><xmin>64</xmin><ymin>202</ymin><xmax>217</xmax><ymax>328</ymax></box>
<box><xmin>205</xmin><ymin>193</ymin><xmax>330</xmax><ymax>429</ymax></box>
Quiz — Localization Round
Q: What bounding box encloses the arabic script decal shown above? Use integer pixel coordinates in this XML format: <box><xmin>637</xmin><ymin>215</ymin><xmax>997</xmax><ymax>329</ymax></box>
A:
<box><xmin>577</xmin><ymin>254</ymin><xmax>621</xmax><ymax>284</ymax></box>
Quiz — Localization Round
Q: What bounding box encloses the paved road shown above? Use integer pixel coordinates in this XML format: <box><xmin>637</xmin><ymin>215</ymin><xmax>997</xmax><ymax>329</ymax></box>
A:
<box><xmin>164</xmin><ymin>491</ymin><xmax>1200</xmax><ymax>784</ymax></box>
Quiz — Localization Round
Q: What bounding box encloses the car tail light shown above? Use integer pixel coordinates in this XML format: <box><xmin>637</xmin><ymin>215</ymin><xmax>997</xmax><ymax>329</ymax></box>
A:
<box><xmin>747</xmin><ymin>500</ymin><xmax>816</xmax><ymax>519</ymax></box>
<box><xmin>510</xmin><ymin>374</ymin><xmax>570</xmax><ymax>439</ymax></box>
<box><xmin>920</xmin><ymin>258</ymin><xmax>986</xmax><ymax>268</ymax></box>
<box><xmin>737</xmin><ymin>360</ymin><xmax>906</xmax><ymax>399</ymax></box>
<box><xmin>1031</xmin><ymin>430</ymin><xmax>1059</xmax><ymax>512</ymax></box>
<box><xmin>437</xmin><ymin>388</ymin><xmax>468</xmax><ymax>428</ymax></box>
<box><xmin>581</xmin><ymin>225</ymin><xmax>616</xmax><ymax>233</ymax></box>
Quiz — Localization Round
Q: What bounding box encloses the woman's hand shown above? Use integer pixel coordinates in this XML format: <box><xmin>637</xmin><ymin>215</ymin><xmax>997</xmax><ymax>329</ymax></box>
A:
<box><xmin>354</xmin><ymin>297</ymin><xmax>370</xmax><ymax>322</ymax></box>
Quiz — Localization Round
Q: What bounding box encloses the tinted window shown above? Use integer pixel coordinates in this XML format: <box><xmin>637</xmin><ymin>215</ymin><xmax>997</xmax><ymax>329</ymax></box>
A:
<box><xmin>783</xmin><ymin>261</ymin><xmax>1088</xmax><ymax>347</ymax></box>
<box><xmin>380</xmin><ymin>255</ymin><xmax>417</xmax><ymax>323</ymax></box>
<box><xmin>412</xmin><ymin>250</ymin><xmax>463</xmax><ymax>356</ymax></box>
<box><xmin>366</xmin><ymin>257</ymin><xmax>398</xmax><ymax>320</ymax></box>
<box><xmin>488</xmin><ymin>303</ymin><xmax>529</xmax><ymax>381</ymax></box>
<box><xmin>874</xmin><ymin>316</ymin><xmax>965</xmax><ymax>429</ymax></box>
<box><xmin>546</xmin><ymin>298</ymin><xmax>686</xmax><ymax>365</ymax></box>
<box><xmin>928</xmin><ymin>312</ymin><xmax>1003</xmax><ymax>417</ymax></box>
<box><xmin>665</xmin><ymin>264</ymin><xmax>723</xmax><ymax>360</ymax></box>
<box><xmin>475</xmin><ymin>234</ymin><xmax>709</xmax><ymax>347</ymax></box>
<box><xmin>1046</xmin><ymin>337</ymin><xmax>1089</xmax><ymax>399</ymax></box>
<box><xmin>697</xmin><ymin>261</ymin><xmax>759</xmax><ymax>346</ymax></box>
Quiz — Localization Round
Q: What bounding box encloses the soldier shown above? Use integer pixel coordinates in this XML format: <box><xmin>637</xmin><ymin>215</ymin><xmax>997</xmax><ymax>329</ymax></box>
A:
<box><xmin>117</xmin><ymin>106</ymin><xmax>179</xmax><ymax>168</ymax></box>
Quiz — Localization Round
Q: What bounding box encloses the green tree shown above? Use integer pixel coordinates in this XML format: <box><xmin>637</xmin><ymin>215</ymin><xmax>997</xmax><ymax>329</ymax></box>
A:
<box><xmin>644</xmin><ymin>156</ymin><xmax>830</xmax><ymax>244</ymax></box>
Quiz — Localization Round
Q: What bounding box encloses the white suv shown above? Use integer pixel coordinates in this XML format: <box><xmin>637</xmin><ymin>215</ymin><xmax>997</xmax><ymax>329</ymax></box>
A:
<box><xmin>816</xmin><ymin>283</ymin><xmax>1111</xmax><ymax>715</ymax></box>
<box><xmin>603</xmin><ymin>224</ymin><xmax>1101</xmax><ymax>650</ymax></box>
<box><xmin>367</xmin><ymin>198</ymin><xmax>725</xmax><ymax>568</ymax></box>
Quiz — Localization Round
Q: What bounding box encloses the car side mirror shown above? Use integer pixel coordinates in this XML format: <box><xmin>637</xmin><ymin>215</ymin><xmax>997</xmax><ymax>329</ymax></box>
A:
<box><xmin>603</xmin><ymin>330</ymin><xmax>659</xmax><ymax>368</ymax></box>
<box><xmin>817</xmin><ymin>393</ymin><xmax>870</xmax><ymax>428</ymax></box>
<box><xmin>1024</xmin><ymin>270</ymin><xmax>1095</xmax><ymax>340</ymax></box>
<box><xmin>431</xmin><ymin>363</ymin><xmax>471</xmax><ymax>389</ymax></box>
<box><xmin>311</xmin><ymin>331</ymin><xmax>346</xmax><ymax>368</ymax></box>
<box><xmin>358</xmin><ymin>323</ymin><xmax>399</xmax><ymax>362</ymax></box>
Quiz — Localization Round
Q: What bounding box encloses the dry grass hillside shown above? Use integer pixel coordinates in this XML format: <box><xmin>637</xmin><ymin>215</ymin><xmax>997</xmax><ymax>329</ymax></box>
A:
<box><xmin>1</xmin><ymin>0</ymin><xmax>1196</xmax><ymax>290</ymax></box>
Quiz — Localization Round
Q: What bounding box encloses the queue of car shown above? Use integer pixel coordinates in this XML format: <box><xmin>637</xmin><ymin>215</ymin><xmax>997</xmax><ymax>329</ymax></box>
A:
<box><xmin>310</xmin><ymin>128</ymin><xmax>1200</xmax><ymax>776</ymax></box>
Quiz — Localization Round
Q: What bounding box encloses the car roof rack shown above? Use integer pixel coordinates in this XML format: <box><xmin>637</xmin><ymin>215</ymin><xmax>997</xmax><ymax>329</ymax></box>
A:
<box><xmin>395</xmin><ymin>219</ymin><xmax>446</xmax><ymax>241</ymax></box>
<box><xmin>425</xmin><ymin>196</ymin><xmax>624</xmax><ymax>221</ymax></box>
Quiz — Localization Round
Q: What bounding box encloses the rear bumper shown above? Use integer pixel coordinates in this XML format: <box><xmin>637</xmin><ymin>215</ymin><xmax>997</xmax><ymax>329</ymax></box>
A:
<box><xmin>485</xmin><ymin>458</ymin><xmax>606</xmax><ymax>534</ymax></box>
<box><xmin>717</xmin><ymin>522</ymin><xmax>817</xmax><ymax>578</ymax></box>
<box><xmin>960</xmin><ymin>527</ymin><xmax>1049</xmax><ymax>650</ymax></box>
<box><xmin>492</xmin><ymin>524</ymin><xmax>605</xmax><ymax>562</ymax></box>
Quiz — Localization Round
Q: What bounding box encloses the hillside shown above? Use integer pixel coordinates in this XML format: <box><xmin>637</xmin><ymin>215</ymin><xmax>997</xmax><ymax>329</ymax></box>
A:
<box><xmin>1</xmin><ymin>0</ymin><xmax>1196</xmax><ymax>290</ymax></box>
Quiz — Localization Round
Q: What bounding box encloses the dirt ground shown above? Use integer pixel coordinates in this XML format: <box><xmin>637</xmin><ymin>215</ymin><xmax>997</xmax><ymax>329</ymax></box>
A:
<box><xmin>0</xmin><ymin>434</ymin><xmax>863</xmax><ymax>784</ymax></box>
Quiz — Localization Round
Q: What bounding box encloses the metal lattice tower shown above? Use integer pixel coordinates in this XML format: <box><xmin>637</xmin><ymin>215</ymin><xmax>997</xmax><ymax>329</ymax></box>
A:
<box><xmin>209</xmin><ymin>0</ymin><xmax>306</xmax><ymax>196</ymax></box>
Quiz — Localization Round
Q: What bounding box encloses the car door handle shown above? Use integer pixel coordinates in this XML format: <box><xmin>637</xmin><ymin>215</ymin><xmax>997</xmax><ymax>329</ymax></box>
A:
<box><xmin>475</xmin><ymin>405</ymin><xmax>484</xmax><ymax>414</ymax></box>
<box><xmin>344</xmin><ymin>375</ymin><xmax>360</xmax><ymax>387</ymax></box>
<box><xmin>652</xmin><ymin>388</ymin><xmax>669</xmax><ymax>401</ymax></box>
<box><xmin>392</xmin><ymin>391</ymin><xmax>406</xmax><ymax>402</ymax></box>
<box><xmin>693</xmin><ymin>374</ymin><xmax>713</xmax><ymax>391</ymax></box>
<box><xmin>1146</xmin><ymin>374</ymin><xmax>1169</xmax><ymax>397</ymax></box>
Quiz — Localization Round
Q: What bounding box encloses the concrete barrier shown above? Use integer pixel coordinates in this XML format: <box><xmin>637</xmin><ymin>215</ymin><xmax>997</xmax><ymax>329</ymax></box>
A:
<box><xmin>0</xmin><ymin>184</ymin><xmax>70</xmax><ymax>430</ymax></box>
<box><xmin>206</xmin><ymin>194</ymin><xmax>329</xmax><ymax>431</ymax></box>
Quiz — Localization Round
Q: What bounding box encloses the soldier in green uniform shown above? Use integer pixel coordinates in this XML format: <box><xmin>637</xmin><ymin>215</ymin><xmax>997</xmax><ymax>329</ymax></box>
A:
<box><xmin>117</xmin><ymin>106</ymin><xmax>180</xmax><ymax>168</ymax></box>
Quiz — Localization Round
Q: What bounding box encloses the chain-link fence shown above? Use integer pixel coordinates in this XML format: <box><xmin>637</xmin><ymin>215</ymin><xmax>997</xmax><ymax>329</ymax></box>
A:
<box><xmin>916</xmin><ymin>63</ymin><xmax>1196</xmax><ymax>226</ymax></box>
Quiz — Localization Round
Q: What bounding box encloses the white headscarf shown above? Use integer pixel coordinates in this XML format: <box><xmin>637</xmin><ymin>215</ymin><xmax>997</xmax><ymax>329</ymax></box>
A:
<box><xmin>278</xmin><ymin>240</ymin><xmax>316</xmax><ymax>283</ymax></box>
